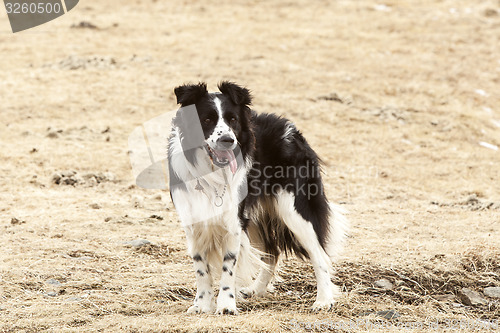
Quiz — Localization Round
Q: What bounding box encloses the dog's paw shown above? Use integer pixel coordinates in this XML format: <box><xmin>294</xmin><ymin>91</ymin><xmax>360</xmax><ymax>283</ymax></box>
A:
<box><xmin>239</xmin><ymin>286</ymin><xmax>268</xmax><ymax>299</ymax></box>
<box><xmin>187</xmin><ymin>305</ymin><xmax>202</xmax><ymax>314</ymax></box>
<box><xmin>239</xmin><ymin>287</ymin><xmax>255</xmax><ymax>299</ymax></box>
<box><xmin>311</xmin><ymin>299</ymin><xmax>336</xmax><ymax>312</ymax></box>
<box><xmin>186</xmin><ymin>304</ymin><xmax>214</xmax><ymax>314</ymax></box>
<box><xmin>215</xmin><ymin>296</ymin><xmax>239</xmax><ymax>315</ymax></box>
<box><xmin>215</xmin><ymin>306</ymin><xmax>239</xmax><ymax>315</ymax></box>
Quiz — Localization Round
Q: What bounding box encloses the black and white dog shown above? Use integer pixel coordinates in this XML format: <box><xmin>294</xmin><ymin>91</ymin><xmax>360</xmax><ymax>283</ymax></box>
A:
<box><xmin>168</xmin><ymin>82</ymin><xmax>347</xmax><ymax>314</ymax></box>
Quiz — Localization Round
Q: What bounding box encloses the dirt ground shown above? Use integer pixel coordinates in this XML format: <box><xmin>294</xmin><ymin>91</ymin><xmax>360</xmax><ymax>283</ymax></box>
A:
<box><xmin>1</xmin><ymin>0</ymin><xmax>500</xmax><ymax>332</ymax></box>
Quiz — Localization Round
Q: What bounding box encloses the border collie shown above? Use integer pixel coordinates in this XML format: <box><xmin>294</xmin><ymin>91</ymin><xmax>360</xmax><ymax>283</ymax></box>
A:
<box><xmin>168</xmin><ymin>81</ymin><xmax>347</xmax><ymax>314</ymax></box>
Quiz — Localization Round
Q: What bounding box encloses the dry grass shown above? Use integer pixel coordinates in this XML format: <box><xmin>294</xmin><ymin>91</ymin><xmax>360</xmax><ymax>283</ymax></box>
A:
<box><xmin>1</xmin><ymin>245</ymin><xmax>499</xmax><ymax>332</ymax></box>
<box><xmin>1</xmin><ymin>0</ymin><xmax>500</xmax><ymax>331</ymax></box>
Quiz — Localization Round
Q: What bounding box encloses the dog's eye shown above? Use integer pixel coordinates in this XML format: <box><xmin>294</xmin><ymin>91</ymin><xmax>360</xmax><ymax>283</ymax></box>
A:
<box><xmin>230</xmin><ymin>117</ymin><xmax>237</xmax><ymax>124</ymax></box>
<box><xmin>204</xmin><ymin>118</ymin><xmax>211</xmax><ymax>124</ymax></box>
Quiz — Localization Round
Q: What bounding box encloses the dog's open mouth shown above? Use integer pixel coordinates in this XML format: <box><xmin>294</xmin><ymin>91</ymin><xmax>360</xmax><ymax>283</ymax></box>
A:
<box><xmin>205</xmin><ymin>145</ymin><xmax>238</xmax><ymax>174</ymax></box>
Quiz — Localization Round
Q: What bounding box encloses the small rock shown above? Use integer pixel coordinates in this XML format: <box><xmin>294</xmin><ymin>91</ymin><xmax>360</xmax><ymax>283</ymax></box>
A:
<box><xmin>458</xmin><ymin>288</ymin><xmax>487</xmax><ymax>306</ymax></box>
<box><xmin>433</xmin><ymin>294</ymin><xmax>455</xmax><ymax>302</ymax></box>
<box><xmin>51</xmin><ymin>173</ymin><xmax>62</xmax><ymax>184</ymax></box>
<box><xmin>318</xmin><ymin>92</ymin><xmax>344</xmax><ymax>103</ymax></box>
<box><xmin>47</xmin><ymin>131</ymin><xmax>59</xmax><ymax>138</ymax></box>
<box><xmin>465</xmin><ymin>194</ymin><xmax>479</xmax><ymax>205</ymax></box>
<box><xmin>376</xmin><ymin>310</ymin><xmax>400</xmax><ymax>320</ymax></box>
<box><xmin>374</xmin><ymin>4</ymin><xmax>391</xmax><ymax>12</ymax></box>
<box><xmin>52</xmin><ymin>171</ymin><xmax>82</xmax><ymax>186</ymax></box>
<box><xmin>11</xmin><ymin>217</ymin><xmax>26</xmax><ymax>225</ymax></box>
<box><xmin>67</xmin><ymin>256</ymin><xmax>93</xmax><ymax>261</ymax></box>
<box><xmin>484</xmin><ymin>287</ymin><xmax>500</xmax><ymax>298</ymax></box>
<box><xmin>475</xmin><ymin>89</ymin><xmax>488</xmax><ymax>97</ymax></box>
<box><xmin>67</xmin><ymin>297</ymin><xmax>83</xmax><ymax>302</ymax></box>
<box><xmin>150</xmin><ymin>215</ymin><xmax>163</xmax><ymax>220</ymax></box>
<box><xmin>484</xmin><ymin>8</ymin><xmax>498</xmax><ymax>17</ymax></box>
<box><xmin>89</xmin><ymin>203</ymin><xmax>101</xmax><ymax>209</ymax></box>
<box><xmin>124</xmin><ymin>239</ymin><xmax>151</xmax><ymax>248</ymax></box>
<box><xmin>82</xmin><ymin>172</ymin><xmax>115</xmax><ymax>186</ymax></box>
<box><xmin>46</xmin><ymin>279</ymin><xmax>62</xmax><ymax>286</ymax></box>
<box><xmin>151</xmin><ymin>194</ymin><xmax>163</xmax><ymax>201</ymax></box>
<box><xmin>71</xmin><ymin>21</ymin><xmax>98</xmax><ymax>29</ymax></box>
<box><xmin>46</xmin><ymin>292</ymin><xmax>58</xmax><ymax>297</ymax></box>
<box><xmin>104</xmin><ymin>217</ymin><xmax>112</xmax><ymax>222</ymax></box>
<box><xmin>132</xmin><ymin>195</ymin><xmax>144</xmax><ymax>208</ymax></box>
<box><xmin>374</xmin><ymin>278</ymin><xmax>393</xmax><ymax>290</ymax></box>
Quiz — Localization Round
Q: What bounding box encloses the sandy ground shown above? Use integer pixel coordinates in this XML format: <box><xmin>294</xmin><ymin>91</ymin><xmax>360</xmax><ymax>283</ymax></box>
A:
<box><xmin>1</xmin><ymin>0</ymin><xmax>500</xmax><ymax>332</ymax></box>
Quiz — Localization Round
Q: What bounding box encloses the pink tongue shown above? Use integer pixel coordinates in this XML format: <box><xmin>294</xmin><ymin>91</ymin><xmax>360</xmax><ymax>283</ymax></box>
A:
<box><xmin>229</xmin><ymin>153</ymin><xmax>237</xmax><ymax>174</ymax></box>
<box><xmin>217</xmin><ymin>150</ymin><xmax>237</xmax><ymax>174</ymax></box>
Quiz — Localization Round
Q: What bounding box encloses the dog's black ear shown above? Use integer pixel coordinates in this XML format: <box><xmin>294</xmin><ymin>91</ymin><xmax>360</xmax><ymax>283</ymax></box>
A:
<box><xmin>174</xmin><ymin>82</ymin><xmax>208</xmax><ymax>106</ymax></box>
<box><xmin>218</xmin><ymin>81</ymin><xmax>252</xmax><ymax>106</ymax></box>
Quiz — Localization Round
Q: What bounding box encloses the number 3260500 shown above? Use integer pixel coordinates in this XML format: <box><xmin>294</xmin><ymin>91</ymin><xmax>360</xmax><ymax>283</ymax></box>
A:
<box><xmin>5</xmin><ymin>2</ymin><xmax>62</xmax><ymax>14</ymax></box>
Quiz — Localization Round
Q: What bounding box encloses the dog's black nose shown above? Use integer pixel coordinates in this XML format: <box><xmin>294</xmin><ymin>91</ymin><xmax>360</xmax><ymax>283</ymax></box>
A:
<box><xmin>218</xmin><ymin>135</ymin><xmax>235</xmax><ymax>149</ymax></box>
<box><xmin>219</xmin><ymin>135</ymin><xmax>234</xmax><ymax>144</ymax></box>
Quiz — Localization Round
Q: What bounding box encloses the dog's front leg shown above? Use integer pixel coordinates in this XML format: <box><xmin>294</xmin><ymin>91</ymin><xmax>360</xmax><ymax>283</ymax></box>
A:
<box><xmin>185</xmin><ymin>230</ymin><xmax>215</xmax><ymax>314</ymax></box>
<box><xmin>216</xmin><ymin>227</ymin><xmax>241</xmax><ymax>315</ymax></box>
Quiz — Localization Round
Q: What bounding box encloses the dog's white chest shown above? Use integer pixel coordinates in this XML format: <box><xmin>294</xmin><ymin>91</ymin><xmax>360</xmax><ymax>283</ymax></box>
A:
<box><xmin>170</xmin><ymin>167</ymin><xmax>246</xmax><ymax>227</ymax></box>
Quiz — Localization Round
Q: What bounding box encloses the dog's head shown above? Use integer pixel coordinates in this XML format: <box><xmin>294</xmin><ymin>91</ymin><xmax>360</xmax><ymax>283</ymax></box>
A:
<box><xmin>173</xmin><ymin>81</ymin><xmax>254</xmax><ymax>174</ymax></box>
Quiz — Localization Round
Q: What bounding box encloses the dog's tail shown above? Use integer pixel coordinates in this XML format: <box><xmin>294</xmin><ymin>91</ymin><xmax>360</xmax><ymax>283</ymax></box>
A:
<box><xmin>324</xmin><ymin>203</ymin><xmax>349</xmax><ymax>262</ymax></box>
<box><xmin>235</xmin><ymin>231</ymin><xmax>267</xmax><ymax>288</ymax></box>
